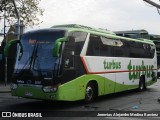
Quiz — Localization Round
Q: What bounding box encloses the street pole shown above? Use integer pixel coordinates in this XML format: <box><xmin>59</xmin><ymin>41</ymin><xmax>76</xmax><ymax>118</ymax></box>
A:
<box><xmin>3</xmin><ymin>0</ymin><xmax>7</xmax><ymax>86</ymax></box>
<box><xmin>13</xmin><ymin>0</ymin><xmax>20</xmax><ymax>40</ymax></box>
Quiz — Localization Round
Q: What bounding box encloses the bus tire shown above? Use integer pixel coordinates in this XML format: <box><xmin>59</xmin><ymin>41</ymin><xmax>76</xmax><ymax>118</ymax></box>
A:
<box><xmin>138</xmin><ymin>76</ymin><xmax>146</xmax><ymax>92</ymax></box>
<box><xmin>85</xmin><ymin>82</ymin><xmax>97</xmax><ymax>103</ymax></box>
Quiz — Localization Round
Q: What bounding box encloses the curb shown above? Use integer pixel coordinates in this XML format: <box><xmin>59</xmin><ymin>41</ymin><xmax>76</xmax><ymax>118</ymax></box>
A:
<box><xmin>0</xmin><ymin>88</ymin><xmax>11</xmax><ymax>93</ymax></box>
<box><xmin>0</xmin><ymin>85</ymin><xmax>11</xmax><ymax>93</ymax></box>
<box><xmin>0</xmin><ymin>90</ymin><xmax>11</xmax><ymax>93</ymax></box>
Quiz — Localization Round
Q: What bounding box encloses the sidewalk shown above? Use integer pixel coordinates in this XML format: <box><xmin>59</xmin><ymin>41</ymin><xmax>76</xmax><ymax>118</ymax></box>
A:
<box><xmin>0</xmin><ymin>83</ymin><xmax>11</xmax><ymax>93</ymax></box>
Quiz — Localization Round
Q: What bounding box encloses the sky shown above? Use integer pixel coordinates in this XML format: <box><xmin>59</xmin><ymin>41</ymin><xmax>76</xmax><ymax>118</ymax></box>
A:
<box><xmin>0</xmin><ymin>0</ymin><xmax>160</xmax><ymax>36</ymax></box>
<box><xmin>34</xmin><ymin>0</ymin><xmax>160</xmax><ymax>35</ymax></box>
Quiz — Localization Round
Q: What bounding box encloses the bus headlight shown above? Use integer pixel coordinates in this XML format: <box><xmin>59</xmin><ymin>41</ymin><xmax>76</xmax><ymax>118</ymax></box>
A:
<box><xmin>43</xmin><ymin>86</ymin><xmax>57</xmax><ymax>92</ymax></box>
<box><xmin>10</xmin><ymin>83</ymin><xmax>18</xmax><ymax>90</ymax></box>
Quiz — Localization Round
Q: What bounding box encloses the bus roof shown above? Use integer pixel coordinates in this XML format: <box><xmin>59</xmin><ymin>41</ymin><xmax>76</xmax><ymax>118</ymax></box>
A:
<box><xmin>51</xmin><ymin>24</ymin><xmax>154</xmax><ymax>45</ymax></box>
<box><xmin>51</xmin><ymin>24</ymin><xmax>116</xmax><ymax>35</ymax></box>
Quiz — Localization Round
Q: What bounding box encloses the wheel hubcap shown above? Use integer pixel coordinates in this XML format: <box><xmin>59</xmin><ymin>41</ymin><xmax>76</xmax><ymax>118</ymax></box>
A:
<box><xmin>86</xmin><ymin>86</ymin><xmax>93</xmax><ymax>100</ymax></box>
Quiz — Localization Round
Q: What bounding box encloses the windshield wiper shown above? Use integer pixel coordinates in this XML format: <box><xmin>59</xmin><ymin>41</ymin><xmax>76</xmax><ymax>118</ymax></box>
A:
<box><xmin>18</xmin><ymin>42</ymin><xmax>23</xmax><ymax>61</ymax></box>
<box><xmin>15</xmin><ymin>41</ymin><xmax>38</xmax><ymax>77</ymax></box>
<box><xmin>29</xmin><ymin>41</ymin><xmax>38</xmax><ymax>69</ymax></box>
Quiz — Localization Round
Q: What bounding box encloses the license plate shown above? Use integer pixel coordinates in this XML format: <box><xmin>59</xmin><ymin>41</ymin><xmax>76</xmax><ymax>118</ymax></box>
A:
<box><xmin>25</xmin><ymin>92</ymin><xmax>33</xmax><ymax>97</ymax></box>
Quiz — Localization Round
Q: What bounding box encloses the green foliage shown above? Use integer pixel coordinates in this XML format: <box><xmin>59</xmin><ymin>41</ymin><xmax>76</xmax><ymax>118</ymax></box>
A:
<box><xmin>4</xmin><ymin>39</ymin><xmax>19</xmax><ymax>57</ymax></box>
<box><xmin>0</xmin><ymin>0</ymin><xmax>44</xmax><ymax>26</ymax></box>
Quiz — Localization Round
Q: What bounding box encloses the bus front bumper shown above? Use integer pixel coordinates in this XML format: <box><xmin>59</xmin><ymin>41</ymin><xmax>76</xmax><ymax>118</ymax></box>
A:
<box><xmin>11</xmin><ymin>84</ymin><xmax>59</xmax><ymax>101</ymax></box>
<box><xmin>10</xmin><ymin>82</ymin><xmax>83</xmax><ymax>101</ymax></box>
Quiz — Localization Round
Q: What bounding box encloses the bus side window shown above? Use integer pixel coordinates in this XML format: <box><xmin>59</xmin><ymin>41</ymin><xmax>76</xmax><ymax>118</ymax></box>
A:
<box><xmin>86</xmin><ymin>35</ymin><xmax>101</xmax><ymax>56</ymax></box>
<box><xmin>150</xmin><ymin>45</ymin><xmax>155</xmax><ymax>58</ymax></box>
<box><xmin>129</xmin><ymin>41</ymin><xmax>143</xmax><ymax>58</ymax></box>
<box><xmin>99</xmin><ymin>37</ymin><xmax>114</xmax><ymax>57</ymax></box>
<box><xmin>70</xmin><ymin>32</ymin><xmax>87</xmax><ymax>55</ymax></box>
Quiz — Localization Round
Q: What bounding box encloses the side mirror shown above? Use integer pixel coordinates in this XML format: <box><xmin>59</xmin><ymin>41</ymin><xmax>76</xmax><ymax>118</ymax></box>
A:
<box><xmin>4</xmin><ymin>39</ymin><xmax>19</xmax><ymax>57</ymax></box>
<box><xmin>52</xmin><ymin>37</ymin><xmax>67</xmax><ymax>57</ymax></box>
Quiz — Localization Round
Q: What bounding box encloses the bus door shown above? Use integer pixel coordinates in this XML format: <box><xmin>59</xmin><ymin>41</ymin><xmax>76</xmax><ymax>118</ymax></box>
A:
<box><xmin>61</xmin><ymin>36</ymin><xmax>76</xmax><ymax>83</ymax></box>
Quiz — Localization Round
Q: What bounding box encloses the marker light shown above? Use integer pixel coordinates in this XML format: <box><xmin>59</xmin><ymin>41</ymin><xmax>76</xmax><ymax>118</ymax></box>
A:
<box><xmin>43</xmin><ymin>86</ymin><xmax>57</xmax><ymax>93</ymax></box>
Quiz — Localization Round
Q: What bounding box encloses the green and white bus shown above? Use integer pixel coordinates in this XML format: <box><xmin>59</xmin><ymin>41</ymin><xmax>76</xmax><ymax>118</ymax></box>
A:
<box><xmin>5</xmin><ymin>24</ymin><xmax>157</xmax><ymax>102</ymax></box>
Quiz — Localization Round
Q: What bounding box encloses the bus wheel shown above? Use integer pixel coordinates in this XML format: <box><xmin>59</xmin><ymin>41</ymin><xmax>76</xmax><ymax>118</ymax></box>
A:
<box><xmin>138</xmin><ymin>76</ymin><xmax>146</xmax><ymax>91</ymax></box>
<box><xmin>85</xmin><ymin>82</ymin><xmax>96</xmax><ymax>103</ymax></box>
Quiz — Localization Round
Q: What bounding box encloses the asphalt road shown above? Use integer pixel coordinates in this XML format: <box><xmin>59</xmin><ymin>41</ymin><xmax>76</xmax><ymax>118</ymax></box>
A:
<box><xmin>0</xmin><ymin>80</ymin><xmax>160</xmax><ymax>120</ymax></box>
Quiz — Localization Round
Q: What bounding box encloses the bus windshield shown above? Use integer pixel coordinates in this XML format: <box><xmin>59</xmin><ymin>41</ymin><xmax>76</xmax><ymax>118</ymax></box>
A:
<box><xmin>14</xmin><ymin>29</ymin><xmax>65</xmax><ymax>74</ymax></box>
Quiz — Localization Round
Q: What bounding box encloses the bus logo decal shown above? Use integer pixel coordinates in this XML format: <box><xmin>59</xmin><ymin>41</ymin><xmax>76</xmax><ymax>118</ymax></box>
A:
<box><xmin>128</xmin><ymin>60</ymin><xmax>154</xmax><ymax>80</ymax></box>
<box><xmin>103</xmin><ymin>60</ymin><xmax>121</xmax><ymax>70</ymax></box>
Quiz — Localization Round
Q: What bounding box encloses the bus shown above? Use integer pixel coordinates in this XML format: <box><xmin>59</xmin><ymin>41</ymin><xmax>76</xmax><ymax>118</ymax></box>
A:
<box><xmin>4</xmin><ymin>24</ymin><xmax>157</xmax><ymax>102</ymax></box>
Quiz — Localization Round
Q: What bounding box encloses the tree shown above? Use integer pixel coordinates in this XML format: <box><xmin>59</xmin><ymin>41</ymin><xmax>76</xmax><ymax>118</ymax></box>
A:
<box><xmin>143</xmin><ymin>0</ymin><xmax>160</xmax><ymax>9</ymax></box>
<box><xmin>0</xmin><ymin>0</ymin><xmax>44</xmax><ymax>26</ymax></box>
<box><xmin>143</xmin><ymin>0</ymin><xmax>160</xmax><ymax>14</ymax></box>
